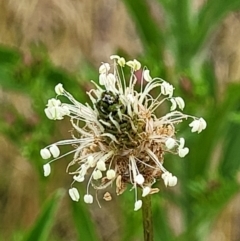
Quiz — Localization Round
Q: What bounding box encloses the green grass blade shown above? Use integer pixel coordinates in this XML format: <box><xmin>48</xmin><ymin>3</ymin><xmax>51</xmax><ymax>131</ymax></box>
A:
<box><xmin>177</xmin><ymin>178</ymin><xmax>239</xmax><ymax>241</ymax></box>
<box><xmin>71</xmin><ymin>202</ymin><xmax>100</xmax><ymax>241</ymax></box>
<box><xmin>22</xmin><ymin>189</ymin><xmax>64</xmax><ymax>241</ymax></box>
<box><xmin>153</xmin><ymin>205</ymin><xmax>174</xmax><ymax>241</ymax></box>
<box><xmin>122</xmin><ymin>0</ymin><xmax>164</xmax><ymax>58</ymax></box>
<box><xmin>193</xmin><ymin>1</ymin><xmax>240</xmax><ymax>57</ymax></box>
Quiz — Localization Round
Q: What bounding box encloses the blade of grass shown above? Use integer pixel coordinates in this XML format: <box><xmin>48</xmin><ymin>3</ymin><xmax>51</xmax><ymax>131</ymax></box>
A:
<box><xmin>71</xmin><ymin>202</ymin><xmax>100</xmax><ymax>241</ymax></box>
<box><xmin>22</xmin><ymin>189</ymin><xmax>64</xmax><ymax>241</ymax></box>
<box><xmin>193</xmin><ymin>1</ymin><xmax>240</xmax><ymax>57</ymax></box>
<box><xmin>122</xmin><ymin>0</ymin><xmax>164</xmax><ymax>59</ymax></box>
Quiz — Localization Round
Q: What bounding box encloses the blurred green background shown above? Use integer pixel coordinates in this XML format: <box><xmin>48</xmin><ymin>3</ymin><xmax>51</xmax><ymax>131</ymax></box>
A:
<box><xmin>1</xmin><ymin>0</ymin><xmax>240</xmax><ymax>240</ymax></box>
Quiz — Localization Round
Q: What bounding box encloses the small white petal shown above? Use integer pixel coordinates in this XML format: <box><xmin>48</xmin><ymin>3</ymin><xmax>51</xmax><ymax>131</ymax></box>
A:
<box><xmin>97</xmin><ymin>160</ymin><xmax>106</xmax><ymax>171</ymax></box>
<box><xmin>199</xmin><ymin>118</ymin><xmax>207</xmax><ymax>132</ymax></box>
<box><xmin>143</xmin><ymin>69</ymin><xmax>152</xmax><ymax>82</ymax></box>
<box><xmin>178</xmin><ymin>147</ymin><xmax>189</xmax><ymax>157</ymax></box>
<box><xmin>161</xmin><ymin>82</ymin><xmax>174</xmax><ymax>97</ymax></box>
<box><xmin>175</xmin><ymin>97</ymin><xmax>185</xmax><ymax>110</ymax></box>
<box><xmin>73</xmin><ymin>175</ymin><xmax>85</xmax><ymax>182</ymax></box>
<box><xmin>179</xmin><ymin>137</ymin><xmax>185</xmax><ymax>149</ymax></box>
<box><xmin>118</xmin><ymin>57</ymin><xmax>125</xmax><ymax>67</ymax></box>
<box><xmin>135</xmin><ymin>174</ymin><xmax>145</xmax><ymax>185</ymax></box>
<box><xmin>47</xmin><ymin>98</ymin><xmax>61</xmax><ymax>107</ymax></box>
<box><xmin>189</xmin><ymin>118</ymin><xmax>207</xmax><ymax>133</ymax></box>
<box><xmin>168</xmin><ymin>176</ymin><xmax>178</xmax><ymax>187</ymax></box>
<box><xmin>69</xmin><ymin>188</ymin><xmax>80</xmax><ymax>202</ymax></box>
<box><xmin>134</xmin><ymin>200</ymin><xmax>142</xmax><ymax>211</ymax></box>
<box><xmin>170</xmin><ymin>98</ymin><xmax>177</xmax><ymax>111</ymax></box>
<box><xmin>133</xmin><ymin>59</ymin><xmax>141</xmax><ymax>71</ymax></box>
<box><xmin>87</xmin><ymin>156</ymin><xmax>95</xmax><ymax>167</ymax></box>
<box><xmin>161</xmin><ymin>171</ymin><xmax>169</xmax><ymax>180</ymax></box>
<box><xmin>126</xmin><ymin>59</ymin><xmax>141</xmax><ymax>71</ymax></box>
<box><xmin>142</xmin><ymin>187</ymin><xmax>151</xmax><ymax>197</ymax></box>
<box><xmin>165</xmin><ymin>138</ymin><xmax>175</xmax><ymax>149</ymax></box>
<box><xmin>56</xmin><ymin>107</ymin><xmax>67</xmax><ymax>119</ymax></box>
<box><xmin>189</xmin><ymin>119</ymin><xmax>200</xmax><ymax>133</ymax></box>
<box><xmin>93</xmin><ymin>170</ymin><xmax>102</xmax><ymax>180</ymax></box>
<box><xmin>162</xmin><ymin>171</ymin><xmax>176</xmax><ymax>187</ymax></box>
<box><xmin>99</xmin><ymin>63</ymin><xmax>110</xmax><ymax>74</ymax></box>
<box><xmin>44</xmin><ymin>107</ymin><xmax>55</xmax><ymax>120</ymax></box>
<box><xmin>110</xmin><ymin>55</ymin><xmax>120</xmax><ymax>60</ymax></box>
<box><xmin>49</xmin><ymin>145</ymin><xmax>60</xmax><ymax>158</ymax></box>
<box><xmin>163</xmin><ymin>175</ymin><xmax>171</xmax><ymax>186</ymax></box>
<box><xmin>44</xmin><ymin>106</ymin><xmax>66</xmax><ymax>120</ymax></box>
<box><xmin>106</xmin><ymin>169</ymin><xmax>116</xmax><ymax>180</ymax></box>
<box><xmin>62</xmin><ymin>106</ymin><xmax>70</xmax><ymax>116</ymax></box>
<box><xmin>40</xmin><ymin>148</ymin><xmax>51</xmax><ymax>159</ymax></box>
<box><xmin>55</xmin><ymin>83</ymin><xmax>64</xmax><ymax>95</ymax></box>
<box><xmin>107</xmin><ymin>73</ymin><xmax>116</xmax><ymax>83</ymax></box>
<box><xmin>43</xmin><ymin>163</ymin><xmax>51</xmax><ymax>177</ymax></box>
<box><xmin>79</xmin><ymin>164</ymin><xmax>88</xmax><ymax>176</ymax></box>
<box><xmin>99</xmin><ymin>74</ymin><xmax>107</xmax><ymax>86</ymax></box>
<box><xmin>111</xmin><ymin>55</ymin><xmax>126</xmax><ymax>66</ymax></box>
<box><xmin>127</xmin><ymin>94</ymin><xmax>135</xmax><ymax>103</ymax></box>
<box><xmin>84</xmin><ymin>194</ymin><xmax>93</xmax><ymax>204</ymax></box>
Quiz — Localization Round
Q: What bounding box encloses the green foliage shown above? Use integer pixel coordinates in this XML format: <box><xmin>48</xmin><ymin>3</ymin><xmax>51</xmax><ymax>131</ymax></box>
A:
<box><xmin>123</xmin><ymin>0</ymin><xmax>240</xmax><ymax>241</ymax></box>
<box><xmin>71</xmin><ymin>202</ymin><xmax>100</xmax><ymax>241</ymax></box>
<box><xmin>22</xmin><ymin>189</ymin><xmax>64</xmax><ymax>241</ymax></box>
<box><xmin>1</xmin><ymin>0</ymin><xmax>240</xmax><ymax>240</ymax></box>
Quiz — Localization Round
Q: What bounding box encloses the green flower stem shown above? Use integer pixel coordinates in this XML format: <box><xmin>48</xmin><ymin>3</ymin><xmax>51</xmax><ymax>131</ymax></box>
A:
<box><xmin>142</xmin><ymin>194</ymin><xmax>154</xmax><ymax>241</ymax></box>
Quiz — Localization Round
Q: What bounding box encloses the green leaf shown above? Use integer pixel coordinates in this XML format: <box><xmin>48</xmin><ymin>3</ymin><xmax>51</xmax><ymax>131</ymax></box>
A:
<box><xmin>122</xmin><ymin>0</ymin><xmax>164</xmax><ymax>59</ymax></box>
<box><xmin>152</xmin><ymin>197</ymin><xmax>174</xmax><ymax>241</ymax></box>
<box><xmin>177</xmin><ymin>178</ymin><xmax>239</xmax><ymax>241</ymax></box>
<box><xmin>22</xmin><ymin>189</ymin><xmax>64</xmax><ymax>241</ymax></box>
<box><xmin>193</xmin><ymin>1</ymin><xmax>240</xmax><ymax>57</ymax></box>
<box><xmin>219</xmin><ymin>114</ymin><xmax>240</xmax><ymax>177</ymax></box>
<box><xmin>0</xmin><ymin>45</ymin><xmax>20</xmax><ymax>65</ymax></box>
<box><xmin>71</xmin><ymin>202</ymin><xmax>100</xmax><ymax>241</ymax></box>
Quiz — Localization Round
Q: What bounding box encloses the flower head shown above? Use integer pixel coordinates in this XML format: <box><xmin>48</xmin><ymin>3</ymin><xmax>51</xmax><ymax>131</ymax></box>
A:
<box><xmin>40</xmin><ymin>55</ymin><xmax>206</xmax><ymax>210</ymax></box>
<box><xmin>189</xmin><ymin>117</ymin><xmax>207</xmax><ymax>133</ymax></box>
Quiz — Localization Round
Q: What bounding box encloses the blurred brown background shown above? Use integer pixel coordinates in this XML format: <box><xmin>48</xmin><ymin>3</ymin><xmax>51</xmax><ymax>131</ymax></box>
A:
<box><xmin>1</xmin><ymin>0</ymin><xmax>240</xmax><ymax>240</ymax></box>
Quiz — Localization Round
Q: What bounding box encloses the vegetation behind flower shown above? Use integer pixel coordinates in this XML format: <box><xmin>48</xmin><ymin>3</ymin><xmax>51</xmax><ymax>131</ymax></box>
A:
<box><xmin>1</xmin><ymin>1</ymin><xmax>240</xmax><ymax>240</ymax></box>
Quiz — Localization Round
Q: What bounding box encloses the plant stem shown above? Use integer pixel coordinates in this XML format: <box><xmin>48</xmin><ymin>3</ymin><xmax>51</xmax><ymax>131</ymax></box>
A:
<box><xmin>142</xmin><ymin>194</ymin><xmax>154</xmax><ymax>241</ymax></box>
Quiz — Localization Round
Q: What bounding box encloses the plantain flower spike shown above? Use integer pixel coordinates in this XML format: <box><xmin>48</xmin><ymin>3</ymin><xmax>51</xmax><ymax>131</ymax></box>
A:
<box><xmin>40</xmin><ymin>55</ymin><xmax>206</xmax><ymax>210</ymax></box>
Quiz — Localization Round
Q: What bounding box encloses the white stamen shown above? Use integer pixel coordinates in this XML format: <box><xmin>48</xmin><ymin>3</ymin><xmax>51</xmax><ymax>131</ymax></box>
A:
<box><xmin>106</xmin><ymin>169</ymin><xmax>116</xmax><ymax>180</ymax></box>
<box><xmin>93</xmin><ymin>170</ymin><xmax>103</xmax><ymax>180</ymax></box>
<box><xmin>69</xmin><ymin>188</ymin><xmax>80</xmax><ymax>201</ymax></box>
<box><xmin>97</xmin><ymin>160</ymin><xmax>106</xmax><ymax>171</ymax></box>
<box><xmin>170</xmin><ymin>98</ymin><xmax>177</xmax><ymax>111</ymax></box>
<box><xmin>189</xmin><ymin>118</ymin><xmax>207</xmax><ymax>133</ymax></box>
<box><xmin>142</xmin><ymin>187</ymin><xmax>151</xmax><ymax>197</ymax></box>
<box><xmin>143</xmin><ymin>69</ymin><xmax>152</xmax><ymax>82</ymax></box>
<box><xmin>55</xmin><ymin>83</ymin><xmax>64</xmax><ymax>95</ymax></box>
<box><xmin>178</xmin><ymin>147</ymin><xmax>189</xmax><ymax>157</ymax></box>
<box><xmin>84</xmin><ymin>194</ymin><xmax>93</xmax><ymax>204</ymax></box>
<box><xmin>175</xmin><ymin>97</ymin><xmax>185</xmax><ymax>110</ymax></box>
<box><xmin>134</xmin><ymin>200</ymin><xmax>142</xmax><ymax>211</ymax></box>
<box><xmin>161</xmin><ymin>172</ymin><xmax>178</xmax><ymax>187</ymax></box>
<box><xmin>165</xmin><ymin>138</ymin><xmax>175</xmax><ymax>149</ymax></box>
<box><xmin>87</xmin><ymin>156</ymin><xmax>96</xmax><ymax>167</ymax></box>
<box><xmin>126</xmin><ymin>59</ymin><xmax>141</xmax><ymax>71</ymax></box>
<box><xmin>43</xmin><ymin>163</ymin><xmax>51</xmax><ymax>177</ymax></box>
<box><xmin>73</xmin><ymin>175</ymin><xmax>85</xmax><ymax>182</ymax></box>
<box><xmin>40</xmin><ymin>148</ymin><xmax>51</xmax><ymax>159</ymax></box>
<box><xmin>99</xmin><ymin>63</ymin><xmax>110</xmax><ymax>74</ymax></box>
<box><xmin>49</xmin><ymin>145</ymin><xmax>60</xmax><ymax>158</ymax></box>
<box><xmin>161</xmin><ymin>81</ymin><xmax>174</xmax><ymax>97</ymax></box>
<box><xmin>135</xmin><ymin>174</ymin><xmax>145</xmax><ymax>185</ymax></box>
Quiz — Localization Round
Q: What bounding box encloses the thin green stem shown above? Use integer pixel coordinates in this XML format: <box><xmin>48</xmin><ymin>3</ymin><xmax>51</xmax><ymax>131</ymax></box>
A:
<box><xmin>142</xmin><ymin>194</ymin><xmax>154</xmax><ymax>241</ymax></box>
